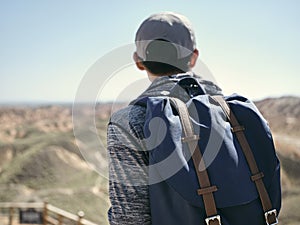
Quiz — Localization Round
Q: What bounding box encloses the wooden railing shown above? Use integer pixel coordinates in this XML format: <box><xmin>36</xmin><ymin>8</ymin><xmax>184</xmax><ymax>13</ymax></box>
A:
<box><xmin>0</xmin><ymin>202</ymin><xmax>98</xmax><ymax>225</ymax></box>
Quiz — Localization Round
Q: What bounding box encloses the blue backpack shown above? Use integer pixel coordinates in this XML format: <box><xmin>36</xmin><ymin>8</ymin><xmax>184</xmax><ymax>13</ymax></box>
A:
<box><xmin>135</xmin><ymin>76</ymin><xmax>281</xmax><ymax>225</ymax></box>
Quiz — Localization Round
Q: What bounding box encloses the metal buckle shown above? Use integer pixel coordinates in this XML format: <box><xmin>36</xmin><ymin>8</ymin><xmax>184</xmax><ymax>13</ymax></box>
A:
<box><xmin>265</xmin><ymin>209</ymin><xmax>278</xmax><ymax>225</ymax></box>
<box><xmin>205</xmin><ymin>215</ymin><xmax>221</xmax><ymax>225</ymax></box>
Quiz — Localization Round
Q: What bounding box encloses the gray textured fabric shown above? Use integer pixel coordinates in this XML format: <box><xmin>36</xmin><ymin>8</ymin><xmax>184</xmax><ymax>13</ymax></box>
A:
<box><xmin>107</xmin><ymin>74</ymin><xmax>222</xmax><ymax>225</ymax></box>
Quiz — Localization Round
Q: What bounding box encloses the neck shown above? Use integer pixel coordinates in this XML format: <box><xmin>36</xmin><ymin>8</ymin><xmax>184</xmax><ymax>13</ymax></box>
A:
<box><xmin>147</xmin><ymin>70</ymin><xmax>189</xmax><ymax>82</ymax></box>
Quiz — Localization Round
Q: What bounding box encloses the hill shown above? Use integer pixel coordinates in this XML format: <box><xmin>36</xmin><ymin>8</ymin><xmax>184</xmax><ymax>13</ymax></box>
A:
<box><xmin>255</xmin><ymin>96</ymin><xmax>300</xmax><ymax>140</ymax></box>
<box><xmin>0</xmin><ymin>105</ymin><xmax>111</xmax><ymax>224</ymax></box>
<box><xmin>255</xmin><ymin>96</ymin><xmax>300</xmax><ymax>224</ymax></box>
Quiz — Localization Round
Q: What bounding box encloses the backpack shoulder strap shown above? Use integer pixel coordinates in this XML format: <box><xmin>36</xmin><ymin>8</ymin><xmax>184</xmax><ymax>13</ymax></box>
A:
<box><xmin>169</xmin><ymin>97</ymin><xmax>221</xmax><ymax>225</ymax></box>
<box><xmin>211</xmin><ymin>95</ymin><xmax>278</xmax><ymax>225</ymax></box>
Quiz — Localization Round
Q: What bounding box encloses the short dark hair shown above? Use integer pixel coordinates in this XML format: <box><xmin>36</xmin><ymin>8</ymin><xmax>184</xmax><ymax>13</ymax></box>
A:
<box><xmin>141</xmin><ymin>39</ymin><xmax>192</xmax><ymax>75</ymax></box>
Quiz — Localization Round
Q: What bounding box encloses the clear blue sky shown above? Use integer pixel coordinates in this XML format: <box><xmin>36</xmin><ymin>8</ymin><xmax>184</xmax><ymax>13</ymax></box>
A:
<box><xmin>0</xmin><ymin>0</ymin><xmax>299</xmax><ymax>102</ymax></box>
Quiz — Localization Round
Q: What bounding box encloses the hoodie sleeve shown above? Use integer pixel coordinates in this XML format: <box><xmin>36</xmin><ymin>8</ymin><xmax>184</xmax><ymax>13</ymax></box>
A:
<box><xmin>107</xmin><ymin>106</ymin><xmax>150</xmax><ymax>225</ymax></box>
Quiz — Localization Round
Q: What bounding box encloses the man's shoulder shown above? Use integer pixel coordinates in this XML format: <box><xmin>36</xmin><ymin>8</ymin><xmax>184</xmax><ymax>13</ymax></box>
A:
<box><xmin>108</xmin><ymin>104</ymin><xmax>147</xmax><ymax>142</ymax></box>
<box><xmin>109</xmin><ymin>103</ymin><xmax>147</xmax><ymax>128</ymax></box>
<box><xmin>198</xmin><ymin>79</ymin><xmax>222</xmax><ymax>95</ymax></box>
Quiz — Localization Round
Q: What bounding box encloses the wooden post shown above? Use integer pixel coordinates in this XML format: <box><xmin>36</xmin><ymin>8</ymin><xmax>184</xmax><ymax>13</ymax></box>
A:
<box><xmin>77</xmin><ymin>211</ymin><xmax>84</xmax><ymax>225</ymax></box>
<box><xmin>43</xmin><ymin>202</ymin><xmax>48</xmax><ymax>225</ymax></box>
<box><xmin>58</xmin><ymin>214</ymin><xmax>63</xmax><ymax>225</ymax></box>
<box><xmin>8</xmin><ymin>207</ymin><xmax>13</xmax><ymax>225</ymax></box>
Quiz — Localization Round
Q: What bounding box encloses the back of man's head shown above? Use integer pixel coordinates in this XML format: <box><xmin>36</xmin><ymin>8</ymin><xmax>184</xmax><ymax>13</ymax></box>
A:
<box><xmin>135</xmin><ymin>12</ymin><xmax>197</xmax><ymax>75</ymax></box>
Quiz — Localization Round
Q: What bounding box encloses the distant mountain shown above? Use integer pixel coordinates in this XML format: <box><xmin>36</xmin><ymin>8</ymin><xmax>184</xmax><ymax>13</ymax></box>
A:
<box><xmin>255</xmin><ymin>96</ymin><xmax>300</xmax><ymax>138</ymax></box>
<box><xmin>255</xmin><ymin>96</ymin><xmax>300</xmax><ymax>224</ymax></box>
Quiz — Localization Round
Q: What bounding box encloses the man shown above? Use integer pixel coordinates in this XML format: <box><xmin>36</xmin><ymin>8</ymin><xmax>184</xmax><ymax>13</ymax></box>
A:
<box><xmin>107</xmin><ymin>12</ymin><xmax>222</xmax><ymax>225</ymax></box>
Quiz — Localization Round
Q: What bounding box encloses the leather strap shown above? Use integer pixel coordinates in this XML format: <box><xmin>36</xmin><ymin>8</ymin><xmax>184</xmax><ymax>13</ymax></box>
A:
<box><xmin>169</xmin><ymin>98</ymin><xmax>220</xmax><ymax>225</ymax></box>
<box><xmin>211</xmin><ymin>95</ymin><xmax>278</xmax><ymax>225</ymax></box>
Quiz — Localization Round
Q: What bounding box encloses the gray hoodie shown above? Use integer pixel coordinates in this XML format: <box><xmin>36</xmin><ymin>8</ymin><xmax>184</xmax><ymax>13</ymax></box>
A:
<box><xmin>107</xmin><ymin>74</ymin><xmax>222</xmax><ymax>225</ymax></box>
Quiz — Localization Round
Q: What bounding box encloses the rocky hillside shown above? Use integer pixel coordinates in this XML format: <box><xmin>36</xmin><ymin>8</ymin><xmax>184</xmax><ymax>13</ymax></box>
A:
<box><xmin>0</xmin><ymin>96</ymin><xmax>299</xmax><ymax>225</ymax></box>
<box><xmin>255</xmin><ymin>96</ymin><xmax>300</xmax><ymax>224</ymax></box>
<box><xmin>0</xmin><ymin>104</ymin><xmax>112</xmax><ymax>225</ymax></box>
<box><xmin>255</xmin><ymin>96</ymin><xmax>300</xmax><ymax>173</ymax></box>
<box><xmin>256</xmin><ymin>96</ymin><xmax>300</xmax><ymax>143</ymax></box>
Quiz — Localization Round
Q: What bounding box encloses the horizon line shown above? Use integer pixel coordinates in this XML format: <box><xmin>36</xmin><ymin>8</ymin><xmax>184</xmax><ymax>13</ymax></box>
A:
<box><xmin>0</xmin><ymin>94</ymin><xmax>299</xmax><ymax>106</ymax></box>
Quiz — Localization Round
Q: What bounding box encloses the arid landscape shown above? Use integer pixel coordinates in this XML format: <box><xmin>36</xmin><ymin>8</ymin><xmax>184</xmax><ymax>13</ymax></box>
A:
<box><xmin>0</xmin><ymin>96</ymin><xmax>299</xmax><ymax>225</ymax></box>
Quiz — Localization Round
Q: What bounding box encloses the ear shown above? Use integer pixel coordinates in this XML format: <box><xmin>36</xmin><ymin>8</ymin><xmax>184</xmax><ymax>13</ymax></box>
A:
<box><xmin>189</xmin><ymin>49</ymin><xmax>199</xmax><ymax>68</ymax></box>
<box><xmin>133</xmin><ymin>52</ymin><xmax>145</xmax><ymax>71</ymax></box>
